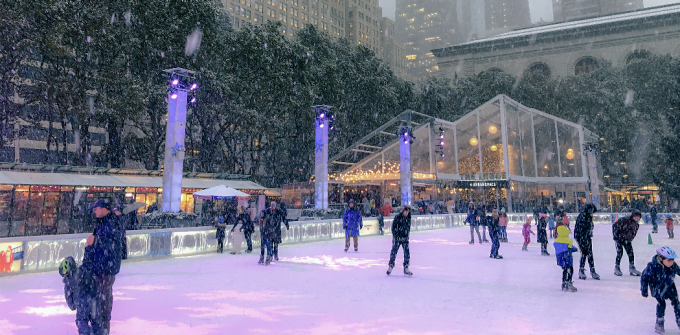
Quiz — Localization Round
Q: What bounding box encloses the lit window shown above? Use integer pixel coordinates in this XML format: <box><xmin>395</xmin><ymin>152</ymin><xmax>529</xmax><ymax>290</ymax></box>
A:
<box><xmin>406</xmin><ymin>55</ymin><xmax>416</xmax><ymax>60</ymax></box>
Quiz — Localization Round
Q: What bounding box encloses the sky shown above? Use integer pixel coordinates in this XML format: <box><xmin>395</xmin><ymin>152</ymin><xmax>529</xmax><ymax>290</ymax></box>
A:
<box><xmin>378</xmin><ymin>0</ymin><xmax>680</xmax><ymax>23</ymax></box>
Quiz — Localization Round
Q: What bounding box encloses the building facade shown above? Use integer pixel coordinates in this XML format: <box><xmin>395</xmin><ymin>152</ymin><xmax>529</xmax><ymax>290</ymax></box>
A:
<box><xmin>553</xmin><ymin>0</ymin><xmax>643</xmax><ymax>22</ymax></box>
<box><xmin>433</xmin><ymin>5</ymin><xmax>680</xmax><ymax>79</ymax></box>
<box><xmin>395</xmin><ymin>0</ymin><xmax>532</xmax><ymax>80</ymax></box>
<box><xmin>222</xmin><ymin>0</ymin><xmax>407</xmax><ymax>75</ymax></box>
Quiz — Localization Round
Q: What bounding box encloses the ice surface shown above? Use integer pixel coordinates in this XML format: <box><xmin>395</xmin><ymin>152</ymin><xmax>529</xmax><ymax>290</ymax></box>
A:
<box><xmin>0</xmin><ymin>224</ymin><xmax>675</xmax><ymax>334</ymax></box>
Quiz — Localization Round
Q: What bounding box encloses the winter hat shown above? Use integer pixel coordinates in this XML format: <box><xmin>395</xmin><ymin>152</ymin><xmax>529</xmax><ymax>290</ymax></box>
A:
<box><xmin>348</xmin><ymin>199</ymin><xmax>354</xmax><ymax>204</ymax></box>
<box><xmin>667</xmin><ymin>214</ymin><xmax>673</xmax><ymax>218</ymax></box>
<box><xmin>525</xmin><ymin>217</ymin><xmax>532</xmax><ymax>225</ymax></box>
<box><xmin>555</xmin><ymin>226</ymin><xmax>574</xmax><ymax>248</ymax></box>
<box><xmin>218</xmin><ymin>217</ymin><xmax>225</xmax><ymax>223</ymax></box>
<box><xmin>500</xmin><ymin>208</ymin><xmax>506</xmax><ymax>213</ymax></box>
<box><xmin>540</xmin><ymin>213</ymin><xmax>547</xmax><ymax>219</ymax></box>
<box><xmin>270</xmin><ymin>201</ymin><xmax>277</xmax><ymax>208</ymax></box>
<box><xmin>89</xmin><ymin>198</ymin><xmax>111</xmax><ymax>210</ymax></box>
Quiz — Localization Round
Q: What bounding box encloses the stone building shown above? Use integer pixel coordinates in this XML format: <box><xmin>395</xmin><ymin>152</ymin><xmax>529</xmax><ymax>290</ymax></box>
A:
<box><xmin>553</xmin><ymin>0</ymin><xmax>643</xmax><ymax>22</ymax></box>
<box><xmin>432</xmin><ymin>4</ymin><xmax>680</xmax><ymax>79</ymax></box>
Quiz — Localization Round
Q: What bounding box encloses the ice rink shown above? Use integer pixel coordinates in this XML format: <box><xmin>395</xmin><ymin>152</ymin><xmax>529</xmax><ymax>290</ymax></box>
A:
<box><xmin>1</xmin><ymin>222</ymin><xmax>677</xmax><ymax>335</ymax></box>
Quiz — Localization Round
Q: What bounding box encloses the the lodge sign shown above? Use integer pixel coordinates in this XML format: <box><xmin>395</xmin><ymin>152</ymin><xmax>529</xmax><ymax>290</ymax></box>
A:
<box><xmin>439</xmin><ymin>180</ymin><xmax>509</xmax><ymax>189</ymax></box>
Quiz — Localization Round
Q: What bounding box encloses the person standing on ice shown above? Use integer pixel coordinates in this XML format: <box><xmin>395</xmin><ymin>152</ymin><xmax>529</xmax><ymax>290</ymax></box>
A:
<box><xmin>574</xmin><ymin>203</ymin><xmax>600</xmax><ymax>280</ymax></box>
<box><xmin>273</xmin><ymin>202</ymin><xmax>289</xmax><ymax>260</ymax></box>
<box><xmin>554</xmin><ymin>226</ymin><xmax>579</xmax><ymax>292</ymax></box>
<box><xmin>613</xmin><ymin>209</ymin><xmax>643</xmax><ymax>276</ymax></box>
<box><xmin>498</xmin><ymin>209</ymin><xmax>508</xmax><ymax>243</ymax></box>
<box><xmin>229</xmin><ymin>206</ymin><xmax>247</xmax><ymax>254</ymax></box>
<box><xmin>666</xmin><ymin>215</ymin><xmax>675</xmax><ymax>239</ymax></box>
<box><xmin>83</xmin><ymin>198</ymin><xmax>123</xmax><ymax>334</ymax></box>
<box><xmin>477</xmin><ymin>205</ymin><xmax>489</xmax><ymax>243</ymax></box>
<box><xmin>258</xmin><ymin>203</ymin><xmax>279</xmax><ymax>265</ymax></box>
<box><xmin>112</xmin><ymin>205</ymin><xmax>128</xmax><ymax>260</ymax></box>
<box><xmin>237</xmin><ymin>206</ymin><xmax>254</xmax><ymax>253</ymax></box>
<box><xmin>343</xmin><ymin>199</ymin><xmax>363</xmax><ymax>252</ymax></box>
<box><xmin>641</xmin><ymin>246</ymin><xmax>680</xmax><ymax>333</ymax></box>
<box><xmin>538</xmin><ymin>213</ymin><xmax>550</xmax><ymax>256</ymax></box>
<box><xmin>650</xmin><ymin>202</ymin><xmax>659</xmax><ymax>234</ymax></box>
<box><xmin>387</xmin><ymin>205</ymin><xmax>412</xmax><ymax>276</ymax></box>
<box><xmin>522</xmin><ymin>217</ymin><xmax>535</xmax><ymax>251</ymax></box>
<box><xmin>488</xmin><ymin>211</ymin><xmax>502</xmax><ymax>259</ymax></box>
<box><xmin>378</xmin><ymin>201</ymin><xmax>392</xmax><ymax>235</ymax></box>
<box><xmin>467</xmin><ymin>202</ymin><xmax>482</xmax><ymax>244</ymax></box>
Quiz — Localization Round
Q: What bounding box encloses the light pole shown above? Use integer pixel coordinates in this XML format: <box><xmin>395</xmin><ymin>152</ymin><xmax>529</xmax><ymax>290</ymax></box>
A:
<box><xmin>583</xmin><ymin>141</ymin><xmax>600</xmax><ymax>207</ymax></box>
<box><xmin>162</xmin><ymin>68</ymin><xmax>197</xmax><ymax>212</ymax></box>
<box><xmin>313</xmin><ymin>105</ymin><xmax>333</xmax><ymax>209</ymax></box>
<box><xmin>399</xmin><ymin>125</ymin><xmax>414</xmax><ymax>207</ymax></box>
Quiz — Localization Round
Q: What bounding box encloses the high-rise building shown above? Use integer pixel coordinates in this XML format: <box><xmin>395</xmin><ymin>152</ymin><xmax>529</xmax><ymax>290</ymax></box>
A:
<box><xmin>222</xmin><ymin>0</ymin><xmax>407</xmax><ymax>76</ymax></box>
<box><xmin>395</xmin><ymin>0</ymin><xmax>531</xmax><ymax>80</ymax></box>
<box><xmin>553</xmin><ymin>0</ymin><xmax>643</xmax><ymax>22</ymax></box>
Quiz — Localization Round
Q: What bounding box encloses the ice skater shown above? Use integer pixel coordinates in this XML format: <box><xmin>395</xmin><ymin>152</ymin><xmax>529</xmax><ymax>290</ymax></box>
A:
<box><xmin>498</xmin><ymin>209</ymin><xmax>508</xmax><ymax>242</ymax></box>
<box><xmin>641</xmin><ymin>246</ymin><xmax>680</xmax><ymax>333</ymax></box>
<box><xmin>387</xmin><ymin>205</ymin><xmax>412</xmax><ymax>276</ymax></box>
<box><xmin>522</xmin><ymin>217</ymin><xmax>535</xmax><ymax>251</ymax></box>
<box><xmin>466</xmin><ymin>202</ymin><xmax>482</xmax><ymax>244</ymax></box>
<box><xmin>538</xmin><ymin>213</ymin><xmax>550</xmax><ymax>256</ymax></box>
<box><xmin>216</xmin><ymin>216</ymin><xmax>227</xmax><ymax>253</ymax></box>
<box><xmin>613</xmin><ymin>209</ymin><xmax>642</xmax><ymax>276</ymax></box>
<box><xmin>547</xmin><ymin>213</ymin><xmax>556</xmax><ymax>239</ymax></box>
<box><xmin>237</xmin><ymin>206</ymin><xmax>254</xmax><ymax>253</ymax></box>
<box><xmin>651</xmin><ymin>202</ymin><xmax>659</xmax><ymax>234</ymax></box>
<box><xmin>554</xmin><ymin>226</ymin><xmax>579</xmax><ymax>292</ymax></box>
<box><xmin>378</xmin><ymin>201</ymin><xmax>392</xmax><ymax>235</ymax></box>
<box><xmin>478</xmin><ymin>205</ymin><xmax>489</xmax><ymax>243</ymax></box>
<box><xmin>343</xmin><ymin>199</ymin><xmax>363</xmax><ymax>252</ymax></box>
<box><xmin>488</xmin><ymin>212</ymin><xmax>502</xmax><ymax>259</ymax></box>
<box><xmin>59</xmin><ymin>257</ymin><xmax>101</xmax><ymax>335</ymax></box>
<box><xmin>229</xmin><ymin>206</ymin><xmax>248</xmax><ymax>254</ymax></box>
<box><xmin>574</xmin><ymin>203</ymin><xmax>600</xmax><ymax>280</ymax></box>
<box><xmin>259</xmin><ymin>203</ymin><xmax>281</xmax><ymax>265</ymax></box>
<box><xmin>665</xmin><ymin>215</ymin><xmax>675</xmax><ymax>239</ymax></box>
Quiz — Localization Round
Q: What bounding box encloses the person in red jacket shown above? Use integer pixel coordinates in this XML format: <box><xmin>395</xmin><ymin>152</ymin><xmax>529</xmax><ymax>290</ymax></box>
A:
<box><xmin>378</xmin><ymin>201</ymin><xmax>392</xmax><ymax>235</ymax></box>
<box><xmin>666</xmin><ymin>215</ymin><xmax>675</xmax><ymax>239</ymax></box>
<box><xmin>612</xmin><ymin>209</ymin><xmax>643</xmax><ymax>276</ymax></box>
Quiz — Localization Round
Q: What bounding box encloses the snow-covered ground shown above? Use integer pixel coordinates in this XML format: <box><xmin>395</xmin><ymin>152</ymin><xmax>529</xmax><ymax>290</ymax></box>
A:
<box><xmin>0</xmin><ymin>223</ymin><xmax>676</xmax><ymax>334</ymax></box>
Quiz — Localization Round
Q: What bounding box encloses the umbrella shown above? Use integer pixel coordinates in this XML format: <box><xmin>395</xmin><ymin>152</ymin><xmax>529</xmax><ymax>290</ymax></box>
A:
<box><xmin>123</xmin><ymin>202</ymin><xmax>147</xmax><ymax>215</ymax></box>
<box><xmin>193</xmin><ymin>185</ymin><xmax>250</xmax><ymax>200</ymax></box>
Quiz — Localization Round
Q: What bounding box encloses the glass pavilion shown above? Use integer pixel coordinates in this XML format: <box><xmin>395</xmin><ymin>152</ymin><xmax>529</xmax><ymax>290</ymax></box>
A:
<box><xmin>332</xmin><ymin>95</ymin><xmax>601</xmax><ymax>213</ymax></box>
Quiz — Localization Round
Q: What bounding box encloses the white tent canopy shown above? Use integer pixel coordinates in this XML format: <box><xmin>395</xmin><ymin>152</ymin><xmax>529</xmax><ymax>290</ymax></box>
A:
<box><xmin>192</xmin><ymin>185</ymin><xmax>250</xmax><ymax>200</ymax></box>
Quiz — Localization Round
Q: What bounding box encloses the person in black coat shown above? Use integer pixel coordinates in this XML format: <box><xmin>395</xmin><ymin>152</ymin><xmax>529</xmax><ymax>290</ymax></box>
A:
<box><xmin>271</xmin><ymin>202</ymin><xmax>289</xmax><ymax>261</ymax></box>
<box><xmin>651</xmin><ymin>203</ymin><xmax>659</xmax><ymax>234</ymax></box>
<box><xmin>234</xmin><ymin>207</ymin><xmax>254</xmax><ymax>253</ymax></box>
<box><xmin>112</xmin><ymin>206</ymin><xmax>128</xmax><ymax>260</ymax></box>
<box><xmin>215</xmin><ymin>216</ymin><xmax>227</xmax><ymax>253</ymax></box>
<box><xmin>488</xmin><ymin>212</ymin><xmax>502</xmax><ymax>259</ymax></box>
<box><xmin>641</xmin><ymin>246</ymin><xmax>680</xmax><ymax>333</ymax></box>
<box><xmin>387</xmin><ymin>205</ymin><xmax>413</xmax><ymax>276</ymax></box>
<box><xmin>574</xmin><ymin>203</ymin><xmax>599</xmax><ymax>280</ymax></box>
<box><xmin>537</xmin><ymin>213</ymin><xmax>550</xmax><ymax>256</ymax></box>
<box><xmin>477</xmin><ymin>206</ymin><xmax>489</xmax><ymax>243</ymax></box>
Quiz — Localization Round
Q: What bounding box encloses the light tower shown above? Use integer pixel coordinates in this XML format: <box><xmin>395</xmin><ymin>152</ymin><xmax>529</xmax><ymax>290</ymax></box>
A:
<box><xmin>313</xmin><ymin>105</ymin><xmax>333</xmax><ymax>209</ymax></box>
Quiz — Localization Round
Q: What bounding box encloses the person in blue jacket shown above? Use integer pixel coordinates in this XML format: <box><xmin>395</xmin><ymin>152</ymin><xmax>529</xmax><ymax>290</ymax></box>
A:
<box><xmin>554</xmin><ymin>225</ymin><xmax>579</xmax><ymax>292</ymax></box>
<box><xmin>343</xmin><ymin>199</ymin><xmax>363</xmax><ymax>252</ymax></box>
<box><xmin>81</xmin><ymin>198</ymin><xmax>123</xmax><ymax>334</ymax></box>
<box><xmin>641</xmin><ymin>246</ymin><xmax>680</xmax><ymax>333</ymax></box>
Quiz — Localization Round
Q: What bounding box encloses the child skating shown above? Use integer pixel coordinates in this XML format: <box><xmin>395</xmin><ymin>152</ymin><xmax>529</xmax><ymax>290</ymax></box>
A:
<box><xmin>665</xmin><ymin>215</ymin><xmax>675</xmax><ymax>239</ymax></box>
<box><xmin>641</xmin><ymin>246</ymin><xmax>680</xmax><ymax>333</ymax></box>
<box><xmin>548</xmin><ymin>213</ymin><xmax>556</xmax><ymax>239</ymax></box>
<box><xmin>522</xmin><ymin>217</ymin><xmax>535</xmax><ymax>251</ymax></box>
<box><xmin>59</xmin><ymin>257</ymin><xmax>102</xmax><ymax>335</ymax></box>
<box><xmin>554</xmin><ymin>226</ymin><xmax>579</xmax><ymax>292</ymax></box>
<box><xmin>538</xmin><ymin>213</ymin><xmax>550</xmax><ymax>256</ymax></box>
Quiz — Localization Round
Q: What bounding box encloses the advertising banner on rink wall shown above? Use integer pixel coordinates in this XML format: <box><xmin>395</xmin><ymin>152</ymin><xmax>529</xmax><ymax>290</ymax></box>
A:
<box><xmin>0</xmin><ymin>242</ymin><xmax>23</xmax><ymax>273</ymax></box>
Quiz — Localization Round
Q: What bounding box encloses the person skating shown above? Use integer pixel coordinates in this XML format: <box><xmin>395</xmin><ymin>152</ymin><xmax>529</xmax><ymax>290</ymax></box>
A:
<box><xmin>613</xmin><ymin>209</ymin><xmax>643</xmax><ymax>276</ymax></box>
<box><xmin>665</xmin><ymin>215</ymin><xmax>675</xmax><ymax>239</ymax></box>
<box><xmin>387</xmin><ymin>205</ymin><xmax>412</xmax><ymax>276</ymax></box>
<box><xmin>229</xmin><ymin>206</ymin><xmax>248</xmax><ymax>254</ymax></box>
<box><xmin>538</xmin><ymin>213</ymin><xmax>550</xmax><ymax>256</ymax></box>
<box><xmin>554</xmin><ymin>226</ymin><xmax>579</xmax><ymax>292</ymax></box>
<box><xmin>466</xmin><ymin>202</ymin><xmax>482</xmax><ymax>244</ymax></box>
<box><xmin>83</xmin><ymin>198</ymin><xmax>123</xmax><ymax>334</ymax></box>
<box><xmin>522</xmin><ymin>217</ymin><xmax>535</xmax><ymax>251</ymax></box>
<box><xmin>574</xmin><ymin>203</ymin><xmax>600</xmax><ymax>280</ymax></box>
<box><xmin>343</xmin><ymin>199</ymin><xmax>363</xmax><ymax>252</ymax></box>
<box><xmin>238</xmin><ymin>207</ymin><xmax>254</xmax><ymax>253</ymax></box>
<box><xmin>270</xmin><ymin>202</ymin><xmax>289</xmax><ymax>261</ymax></box>
<box><xmin>651</xmin><ymin>203</ymin><xmax>659</xmax><ymax>234</ymax></box>
<box><xmin>59</xmin><ymin>257</ymin><xmax>101</xmax><ymax>335</ymax></box>
<box><xmin>478</xmin><ymin>205</ymin><xmax>490</xmax><ymax>243</ymax></box>
<box><xmin>547</xmin><ymin>213</ymin><xmax>556</xmax><ymax>239</ymax></box>
<box><xmin>498</xmin><ymin>209</ymin><xmax>508</xmax><ymax>243</ymax></box>
<box><xmin>378</xmin><ymin>201</ymin><xmax>392</xmax><ymax>235</ymax></box>
<box><xmin>216</xmin><ymin>216</ymin><xmax>227</xmax><ymax>253</ymax></box>
<box><xmin>488</xmin><ymin>212</ymin><xmax>502</xmax><ymax>259</ymax></box>
<box><xmin>641</xmin><ymin>246</ymin><xmax>680</xmax><ymax>333</ymax></box>
<box><xmin>259</xmin><ymin>203</ymin><xmax>280</xmax><ymax>265</ymax></box>
<box><xmin>112</xmin><ymin>205</ymin><xmax>128</xmax><ymax>260</ymax></box>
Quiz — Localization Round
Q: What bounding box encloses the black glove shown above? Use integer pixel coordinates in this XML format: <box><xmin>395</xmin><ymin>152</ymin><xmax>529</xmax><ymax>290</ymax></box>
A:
<box><xmin>286</xmin><ymin>226</ymin><xmax>289</xmax><ymax>230</ymax></box>
<box><xmin>360</xmin><ymin>225</ymin><xmax>363</xmax><ymax>229</ymax></box>
<box><xmin>642</xmin><ymin>290</ymin><xmax>648</xmax><ymax>298</ymax></box>
<box><xmin>343</xmin><ymin>225</ymin><xmax>347</xmax><ymax>230</ymax></box>
<box><xmin>239</xmin><ymin>227</ymin><xmax>243</xmax><ymax>232</ymax></box>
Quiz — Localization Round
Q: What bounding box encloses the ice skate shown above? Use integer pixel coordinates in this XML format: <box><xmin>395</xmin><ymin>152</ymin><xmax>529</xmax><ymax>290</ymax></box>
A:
<box><xmin>258</xmin><ymin>255</ymin><xmax>264</xmax><ymax>265</ymax></box>
<box><xmin>522</xmin><ymin>244</ymin><xmax>528</xmax><ymax>251</ymax></box>
<box><xmin>344</xmin><ymin>247</ymin><xmax>348</xmax><ymax>252</ymax></box>
<box><xmin>483</xmin><ymin>238</ymin><xmax>489</xmax><ymax>243</ymax></box>
<box><xmin>590</xmin><ymin>267</ymin><xmax>601</xmax><ymax>280</ymax></box>
<box><xmin>493</xmin><ymin>255</ymin><xmax>503</xmax><ymax>259</ymax></box>
<box><xmin>629</xmin><ymin>264</ymin><xmax>642</xmax><ymax>276</ymax></box>
<box><xmin>265</xmin><ymin>256</ymin><xmax>272</xmax><ymax>266</ymax></box>
<box><xmin>469</xmin><ymin>240</ymin><xmax>474</xmax><ymax>245</ymax></box>
<box><xmin>274</xmin><ymin>256</ymin><xmax>279</xmax><ymax>261</ymax></box>
<box><xmin>387</xmin><ymin>265</ymin><xmax>394</xmax><ymax>275</ymax></box>
<box><xmin>561</xmin><ymin>282</ymin><xmax>568</xmax><ymax>292</ymax></box>
<box><xmin>541</xmin><ymin>251</ymin><xmax>550</xmax><ymax>256</ymax></box>
<box><xmin>404</xmin><ymin>266</ymin><xmax>413</xmax><ymax>276</ymax></box>
<box><xmin>566</xmin><ymin>281</ymin><xmax>577</xmax><ymax>292</ymax></box>
<box><xmin>614</xmin><ymin>265</ymin><xmax>623</xmax><ymax>276</ymax></box>
<box><xmin>354</xmin><ymin>248</ymin><xmax>358</xmax><ymax>252</ymax></box>
<box><xmin>578</xmin><ymin>268</ymin><xmax>587</xmax><ymax>280</ymax></box>
<box><xmin>656</xmin><ymin>317</ymin><xmax>665</xmax><ymax>333</ymax></box>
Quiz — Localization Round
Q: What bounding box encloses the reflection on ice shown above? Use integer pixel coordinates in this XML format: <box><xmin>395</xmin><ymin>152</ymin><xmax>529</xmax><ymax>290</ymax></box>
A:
<box><xmin>19</xmin><ymin>305</ymin><xmax>75</xmax><ymax>317</ymax></box>
<box><xmin>186</xmin><ymin>290</ymin><xmax>301</xmax><ymax>301</ymax></box>
<box><xmin>177</xmin><ymin>303</ymin><xmax>316</xmax><ymax>321</ymax></box>
<box><xmin>110</xmin><ymin>317</ymin><xmax>219</xmax><ymax>335</ymax></box>
<box><xmin>0</xmin><ymin>319</ymin><xmax>30</xmax><ymax>335</ymax></box>
<box><xmin>280</xmin><ymin>255</ymin><xmax>384</xmax><ymax>270</ymax></box>
<box><xmin>20</xmin><ymin>289</ymin><xmax>54</xmax><ymax>294</ymax></box>
<box><xmin>117</xmin><ymin>285</ymin><xmax>173</xmax><ymax>291</ymax></box>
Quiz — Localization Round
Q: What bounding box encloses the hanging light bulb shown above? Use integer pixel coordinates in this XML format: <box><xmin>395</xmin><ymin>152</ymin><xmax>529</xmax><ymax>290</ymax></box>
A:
<box><xmin>491</xmin><ymin>145</ymin><xmax>498</xmax><ymax>152</ymax></box>
<box><xmin>470</xmin><ymin>137</ymin><xmax>478</xmax><ymax>146</ymax></box>
<box><xmin>489</xmin><ymin>125</ymin><xmax>497</xmax><ymax>134</ymax></box>
<box><xmin>170</xmin><ymin>93</ymin><xmax>178</xmax><ymax>99</ymax></box>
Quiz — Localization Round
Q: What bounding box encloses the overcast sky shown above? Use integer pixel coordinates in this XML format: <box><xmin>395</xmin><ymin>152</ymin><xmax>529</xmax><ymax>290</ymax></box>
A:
<box><xmin>378</xmin><ymin>0</ymin><xmax>680</xmax><ymax>22</ymax></box>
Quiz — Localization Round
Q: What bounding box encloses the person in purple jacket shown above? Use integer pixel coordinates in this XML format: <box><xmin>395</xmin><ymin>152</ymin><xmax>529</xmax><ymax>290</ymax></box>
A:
<box><xmin>343</xmin><ymin>199</ymin><xmax>363</xmax><ymax>252</ymax></box>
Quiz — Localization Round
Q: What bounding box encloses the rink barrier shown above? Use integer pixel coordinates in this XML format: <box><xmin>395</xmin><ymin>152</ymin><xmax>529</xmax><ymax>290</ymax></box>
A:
<box><xmin>0</xmin><ymin>212</ymin><xmax>667</xmax><ymax>276</ymax></box>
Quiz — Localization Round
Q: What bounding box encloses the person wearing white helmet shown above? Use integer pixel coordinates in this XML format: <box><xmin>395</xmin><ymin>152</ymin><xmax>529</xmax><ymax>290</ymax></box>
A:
<box><xmin>641</xmin><ymin>246</ymin><xmax>680</xmax><ymax>333</ymax></box>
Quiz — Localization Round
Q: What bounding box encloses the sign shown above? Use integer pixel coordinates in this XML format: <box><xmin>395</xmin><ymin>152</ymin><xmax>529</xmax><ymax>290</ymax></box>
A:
<box><xmin>0</xmin><ymin>242</ymin><xmax>22</xmax><ymax>273</ymax></box>
<box><xmin>455</xmin><ymin>180</ymin><xmax>509</xmax><ymax>189</ymax></box>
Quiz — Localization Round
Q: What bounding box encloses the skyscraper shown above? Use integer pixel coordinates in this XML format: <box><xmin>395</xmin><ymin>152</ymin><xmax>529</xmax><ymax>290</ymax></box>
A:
<box><xmin>553</xmin><ymin>0</ymin><xmax>643</xmax><ymax>22</ymax></box>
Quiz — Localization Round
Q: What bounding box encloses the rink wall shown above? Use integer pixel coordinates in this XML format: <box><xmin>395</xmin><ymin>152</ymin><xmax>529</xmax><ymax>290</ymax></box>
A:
<box><xmin>0</xmin><ymin>212</ymin><xmax>663</xmax><ymax>276</ymax></box>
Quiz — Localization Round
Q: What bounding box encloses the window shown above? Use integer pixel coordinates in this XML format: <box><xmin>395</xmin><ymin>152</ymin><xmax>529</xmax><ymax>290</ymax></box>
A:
<box><xmin>322</xmin><ymin>22</ymin><xmax>327</xmax><ymax>30</ymax></box>
<box><xmin>626</xmin><ymin>50</ymin><xmax>650</xmax><ymax>65</ymax></box>
<box><xmin>267</xmin><ymin>0</ymin><xmax>275</xmax><ymax>4</ymax></box>
<box><xmin>234</xmin><ymin>4</ymin><xmax>241</xmax><ymax>13</ymax></box>
<box><xmin>527</xmin><ymin>63</ymin><xmax>551</xmax><ymax>78</ymax></box>
<box><xmin>279</xmin><ymin>3</ymin><xmax>286</xmax><ymax>11</ymax></box>
<box><xmin>575</xmin><ymin>57</ymin><xmax>598</xmax><ymax>75</ymax></box>
<box><xmin>302</xmin><ymin>1</ymin><xmax>308</xmax><ymax>10</ymax></box>
<box><xmin>291</xmin><ymin>0</ymin><xmax>298</xmax><ymax>5</ymax></box>
<box><xmin>292</xmin><ymin>18</ymin><xmax>298</xmax><ymax>27</ymax></box>
<box><xmin>267</xmin><ymin>8</ymin><xmax>276</xmax><ymax>17</ymax></box>
<box><xmin>312</xmin><ymin>18</ymin><xmax>318</xmax><ymax>25</ymax></box>
<box><xmin>254</xmin><ymin>3</ymin><xmax>263</xmax><ymax>12</ymax></box>
<box><xmin>293</xmin><ymin>8</ymin><xmax>298</xmax><ymax>16</ymax></box>
<box><xmin>279</xmin><ymin>13</ymin><xmax>287</xmax><ymax>22</ymax></box>
<box><xmin>254</xmin><ymin>14</ymin><xmax>263</xmax><ymax>22</ymax></box>
<box><xmin>302</xmin><ymin>13</ymin><xmax>309</xmax><ymax>21</ymax></box>
<box><xmin>246</xmin><ymin>9</ymin><xmax>251</xmax><ymax>18</ymax></box>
